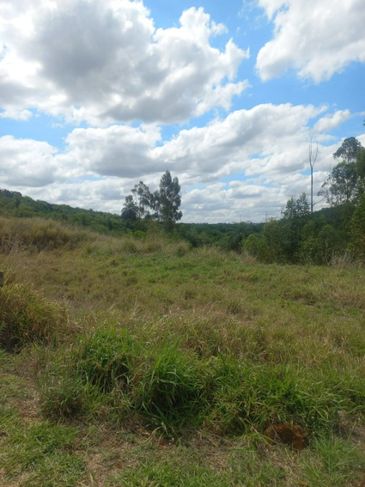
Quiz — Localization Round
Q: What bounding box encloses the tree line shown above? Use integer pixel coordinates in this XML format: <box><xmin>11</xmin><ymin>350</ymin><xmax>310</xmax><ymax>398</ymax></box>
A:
<box><xmin>243</xmin><ymin>136</ymin><xmax>365</xmax><ymax>263</ymax></box>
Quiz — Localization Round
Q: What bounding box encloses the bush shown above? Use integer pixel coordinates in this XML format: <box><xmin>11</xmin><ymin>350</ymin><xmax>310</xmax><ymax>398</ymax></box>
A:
<box><xmin>243</xmin><ymin>234</ymin><xmax>270</xmax><ymax>262</ymax></box>
<box><xmin>0</xmin><ymin>284</ymin><xmax>65</xmax><ymax>352</ymax></box>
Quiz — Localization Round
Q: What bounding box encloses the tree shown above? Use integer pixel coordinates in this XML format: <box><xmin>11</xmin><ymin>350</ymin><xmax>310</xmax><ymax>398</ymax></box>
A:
<box><xmin>121</xmin><ymin>195</ymin><xmax>139</xmax><ymax>221</ymax></box>
<box><xmin>357</xmin><ymin>148</ymin><xmax>365</xmax><ymax>178</ymax></box>
<box><xmin>333</xmin><ymin>137</ymin><xmax>362</xmax><ymax>163</ymax></box>
<box><xmin>282</xmin><ymin>193</ymin><xmax>310</xmax><ymax>219</ymax></box>
<box><xmin>121</xmin><ymin>171</ymin><xmax>182</xmax><ymax>229</ymax></box>
<box><xmin>131</xmin><ymin>181</ymin><xmax>156</xmax><ymax>219</ymax></box>
<box><xmin>320</xmin><ymin>161</ymin><xmax>358</xmax><ymax>205</ymax></box>
<box><xmin>280</xmin><ymin>193</ymin><xmax>310</xmax><ymax>261</ymax></box>
<box><xmin>350</xmin><ymin>193</ymin><xmax>365</xmax><ymax>260</ymax></box>
<box><xmin>320</xmin><ymin>137</ymin><xmax>364</xmax><ymax>206</ymax></box>
<box><xmin>158</xmin><ymin>171</ymin><xmax>182</xmax><ymax>228</ymax></box>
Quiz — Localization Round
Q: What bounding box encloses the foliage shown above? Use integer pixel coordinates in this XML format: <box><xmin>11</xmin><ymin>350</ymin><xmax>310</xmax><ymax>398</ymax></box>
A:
<box><xmin>320</xmin><ymin>137</ymin><xmax>364</xmax><ymax>206</ymax></box>
<box><xmin>122</xmin><ymin>171</ymin><xmax>182</xmax><ymax>229</ymax></box>
<box><xmin>333</xmin><ymin>136</ymin><xmax>363</xmax><ymax>163</ymax></box>
<box><xmin>135</xmin><ymin>345</ymin><xmax>207</xmax><ymax>432</ymax></box>
<box><xmin>0</xmin><ymin>188</ymin><xmax>131</xmax><ymax>236</ymax></box>
<box><xmin>243</xmin><ymin>234</ymin><xmax>270</xmax><ymax>262</ymax></box>
<box><xmin>76</xmin><ymin>328</ymin><xmax>138</xmax><ymax>393</ymax></box>
<box><xmin>350</xmin><ymin>193</ymin><xmax>365</xmax><ymax>259</ymax></box>
<box><xmin>158</xmin><ymin>171</ymin><xmax>183</xmax><ymax>228</ymax></box>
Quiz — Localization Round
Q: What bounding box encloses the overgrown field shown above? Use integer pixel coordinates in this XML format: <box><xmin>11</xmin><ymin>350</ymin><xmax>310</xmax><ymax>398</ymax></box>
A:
<box><xmin>0</xmin><ymin>216</ymin><xmax>364</xmax><ymax>486</ymax></box>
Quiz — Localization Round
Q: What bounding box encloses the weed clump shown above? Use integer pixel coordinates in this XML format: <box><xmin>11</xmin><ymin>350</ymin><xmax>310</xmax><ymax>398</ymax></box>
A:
<box><xmin>135</xmin><ymin>346</ymin><xmax>208</xmax><ymax>432</ymax></box>
<box><xmin>0</xmin><ymin>283</ymin><xmax>65</xmax><ymax>352</ymax></box>
<box><xmin>40</xmin><ymin>371</ymin><xmax>90</xmax><ymax>420</ymax></box>
<box><xmin>76</xmin><ymin>329</ymin><xmax>138</xmax><ymax>393</ymax></box>
<box><xmin>208</xmin><ymin>359</ymin><xmax>341</xmax><ymax>436</ymax></box>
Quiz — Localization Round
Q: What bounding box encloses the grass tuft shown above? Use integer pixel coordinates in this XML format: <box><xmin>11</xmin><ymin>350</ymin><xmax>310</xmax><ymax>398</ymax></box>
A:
<box><xmin>135</xmin><ymin>345</ymin><xmax>208</xmax><ymax>433</ymax></box>
<box><xmin>0</xmin><ymin>283</ymin><xmax>65</xmax><ymax>352</ymax></box>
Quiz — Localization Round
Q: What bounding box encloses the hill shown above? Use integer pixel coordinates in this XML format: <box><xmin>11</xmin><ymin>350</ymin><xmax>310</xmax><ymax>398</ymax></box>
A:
<box><xmin>0</xmin><ymin>214</ymin><xmax>364</xmax><ymax>486</ymax></box>
<box><xmin>0</xmin><ymin>187</ymin><xmax>356</xmax><ymax>258</ymax></box>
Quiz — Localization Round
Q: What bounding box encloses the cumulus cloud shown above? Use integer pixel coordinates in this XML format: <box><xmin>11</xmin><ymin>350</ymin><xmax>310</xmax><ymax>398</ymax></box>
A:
<box><xmin>313</xmin><ymin>110</ymin><xmax>351</xmax><ymax>133</ymax></box>
<box><xmin>155</xmin><ymin>103</ymin><xmax>327</xmax><ymax>179</ymax></box>
<box><xmin>63</xmin><ymin>124</ymin><xmax>162</xmax><ymax>178</ymax></box>
<box><xmin>0</xmin><ymin>136</ymin><xmax>58</xmax><ymax>187</ymax></box>
<box><xmin>0</xmin><ymin>0</ymin><xmax>248</xmax><ymax>124</ymax></box>
<box><xmin>0</xmin><ymin>103</ymin><xmax>355</xmax><ymax>221</ymax></box>
<box><xmin>256</xmin><ymin>0</ymin><xmax>365</xmax><ymax>82</ymax></box>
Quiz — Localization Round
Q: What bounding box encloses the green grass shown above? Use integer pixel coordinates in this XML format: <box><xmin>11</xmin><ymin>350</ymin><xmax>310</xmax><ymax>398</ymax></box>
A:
<box><xmin>0</xmin><ymin>215</ymin><xmax>364</xmax><ymax>485</ymax></box>
<box><xmin>0</xmin><ymin>415</ymin><xmax>85</xmax><ymax>486</ymax></box>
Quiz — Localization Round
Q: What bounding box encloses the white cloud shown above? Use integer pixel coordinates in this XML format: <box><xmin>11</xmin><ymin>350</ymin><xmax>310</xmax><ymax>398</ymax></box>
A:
<box><xmin>313</xmin><ymin>110</ymin><xmax>351</xmax><ymax>133</ymax></box>
<box><xmin>63</xmin><ymin>124</ymin><xmax>162</xmax><ymax>178</ymax></box>
<box><xmin>0</xmin><ymin>0</ymin><xmax>248</xmax><ymax>124</ymax></box>
<box><xmin>0</xmin><ymin>135</ymin><xmax>58</xmax><ymax>187</ymax></box>
<box><xmin>0</xmin><ymin>104</ymin><xmax>355</xmax><ymax>221</ymax></box>
<box><xmin>256</xmin><ymin>0</ymin><xmax>365</xmax><ymax>82</ymax></box>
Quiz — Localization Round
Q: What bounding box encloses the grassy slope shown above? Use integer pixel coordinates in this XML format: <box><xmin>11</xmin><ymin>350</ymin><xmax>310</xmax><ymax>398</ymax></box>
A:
<box><xmin>0</xmin><ymin>215</ymin><xmax>364</xmax><ymax>486</ymax></box>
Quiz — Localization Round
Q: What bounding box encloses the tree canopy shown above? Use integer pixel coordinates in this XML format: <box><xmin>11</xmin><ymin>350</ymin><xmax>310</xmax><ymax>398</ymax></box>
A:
<box><xmin>121</xmin><ymin>171</ymin><xmax>182</xmax><ymax>229</ymax></box>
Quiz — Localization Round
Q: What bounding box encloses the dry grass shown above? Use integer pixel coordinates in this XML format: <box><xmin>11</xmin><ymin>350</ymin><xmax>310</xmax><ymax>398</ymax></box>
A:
<box><xmin>0</xmin><ymin>216</ymin><xmax>364</xmax><ymax>486</ymax></box>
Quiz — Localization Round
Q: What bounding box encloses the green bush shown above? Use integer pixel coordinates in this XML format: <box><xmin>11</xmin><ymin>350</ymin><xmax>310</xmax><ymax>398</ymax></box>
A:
<box><xmin>0</xmin><ymin>284</ymin><xmax>65</xmax><ymax>352</ymax></box>
<box><xmin>243</xmin><ymin>234</ymin><xmax>270</xmax><ymax>262</ymax></box>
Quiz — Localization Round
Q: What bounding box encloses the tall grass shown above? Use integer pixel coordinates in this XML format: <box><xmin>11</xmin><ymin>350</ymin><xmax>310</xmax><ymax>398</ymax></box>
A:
<box><xmin>0</xmin><ymin>283</ymin><xmax>66</xmax><ymax>352</ymax></box>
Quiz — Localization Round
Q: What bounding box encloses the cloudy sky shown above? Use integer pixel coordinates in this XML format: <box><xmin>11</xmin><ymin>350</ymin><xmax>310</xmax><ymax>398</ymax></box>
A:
<box><xmin>0</xmin><ymin>0</ymin><xmax>364</xmax><ymax>222</ymax></box>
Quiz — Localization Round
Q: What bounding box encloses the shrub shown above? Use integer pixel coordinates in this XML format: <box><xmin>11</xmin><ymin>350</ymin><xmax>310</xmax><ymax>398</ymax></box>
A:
<box><xmin>243</xmin><ymin>234</ymin><xmax>271</xmax><ymax>262</ymax></box>
<box><xmin>0</xmin><ymin>284</ymin><xmax>65</xmax><ymax>352</ymax></box>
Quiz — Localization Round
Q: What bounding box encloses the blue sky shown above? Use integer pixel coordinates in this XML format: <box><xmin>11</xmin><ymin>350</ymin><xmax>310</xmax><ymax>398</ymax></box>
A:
<box><xmin>0</xmin><ymin>0</ymin><xmax>364</xmax><ymax>222</ymax></box>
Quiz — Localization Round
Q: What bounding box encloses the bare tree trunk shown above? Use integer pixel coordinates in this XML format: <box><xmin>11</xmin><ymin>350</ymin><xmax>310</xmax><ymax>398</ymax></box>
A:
<box><xmin>309</xmin><ymin>141</ymin><xmax>318</xmax><ymax>214</ymax></box>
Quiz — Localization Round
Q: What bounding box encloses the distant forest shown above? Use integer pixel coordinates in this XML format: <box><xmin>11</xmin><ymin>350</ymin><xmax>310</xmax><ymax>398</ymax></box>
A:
<box><xmin>1</xmin><ymin>136</ymin><xmax>364</xmax><ymax>264</ymax></box>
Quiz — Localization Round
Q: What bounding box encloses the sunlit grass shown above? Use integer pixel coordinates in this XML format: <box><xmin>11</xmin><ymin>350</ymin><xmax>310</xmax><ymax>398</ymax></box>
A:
<box><xmin>0</xmin><ymin>215</ymin><xmax>364</xmax><ymax>486</ymax></box>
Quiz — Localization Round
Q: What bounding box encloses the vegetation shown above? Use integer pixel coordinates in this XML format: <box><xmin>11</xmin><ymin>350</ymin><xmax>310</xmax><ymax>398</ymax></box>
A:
<box><xmin>0</xmin><ymin>214</ymin><xmax>364</xmax><ymax>485</ymax></box>
<box><xmin>121</xmin><ymin>170</ymin><xmax>182</xmax><ymax>228</ymax></box>
<box><xmin>242</xmin><ymin>137</ymin><xmax>365</xmax><ymax>264</ymax></box>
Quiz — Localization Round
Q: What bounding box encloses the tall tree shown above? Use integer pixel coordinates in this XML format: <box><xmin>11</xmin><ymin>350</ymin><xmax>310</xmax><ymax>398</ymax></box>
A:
<box><xmin>320</xmin><ymin>137</ymin><xmax>363</xmax><ymax>206</ymax></box>
<box><xmin>121</xmin><ymin>171</ymin><xmax>182</xmax><ymax>229</ymax></box>
<box><xmin>333</xmin><ymin>137</ymin><xmax>362</xmax><ymax>163</ymax></box>
<box><xmin>131</xmin><ymin>181</ymin><xmax>156</xmax><ymax>219</ymax></box>
<box><xmin>158</xmin><ymin>171</ymin><xmax>182</xmax><ymax>228</ymax></box>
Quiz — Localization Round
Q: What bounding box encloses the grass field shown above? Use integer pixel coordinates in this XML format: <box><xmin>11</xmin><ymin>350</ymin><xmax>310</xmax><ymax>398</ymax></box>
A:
<box><xmin>0</xmin><ymin>216</ymin><xmax>364</xmax><ymax>486</ymax></box>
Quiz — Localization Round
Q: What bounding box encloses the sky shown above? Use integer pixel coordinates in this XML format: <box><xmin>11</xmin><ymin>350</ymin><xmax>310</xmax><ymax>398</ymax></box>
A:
<box><xmin>0</xmin><ymin>0</ymin><xmax>364</xmax><ymax>222</ymax></box>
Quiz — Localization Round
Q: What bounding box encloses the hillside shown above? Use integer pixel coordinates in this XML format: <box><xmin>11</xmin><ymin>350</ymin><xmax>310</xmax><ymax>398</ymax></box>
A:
<box><xmin>0</xmin><ymin>188</ymin><xmax>263</xmax><ymax>250</ymax></box>
<box><xmin>0</xmin><ymin>215</ymin><xmax>364</xmax><ymax>486</ymax></box>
